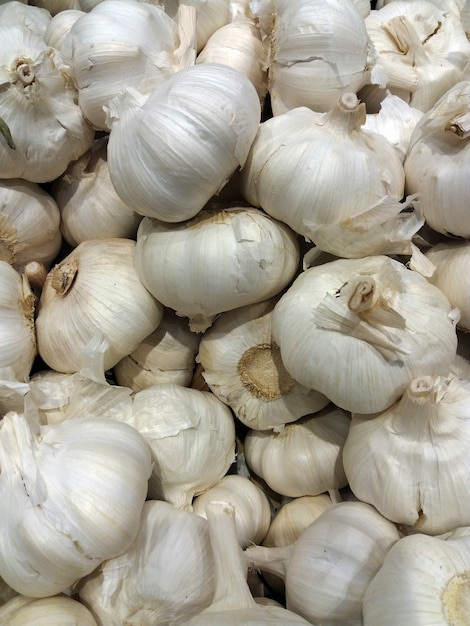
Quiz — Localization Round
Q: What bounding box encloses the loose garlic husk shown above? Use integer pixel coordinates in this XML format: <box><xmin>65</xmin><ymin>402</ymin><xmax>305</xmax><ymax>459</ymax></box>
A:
<box><xmin>364</xmin><ymin>0</ymin><xmax>470</xmax><ymax>112</ymax></box>
<box><xmin>78</xmin><ymin>500</ymin><xmax>215</xmax><ymax>626</ymax></box>
<box><xmin>193</xmin><ymin>474</ymin><xmax>271</xmax><ymax>547</ymax></box>
<box><xmin>105</xmin><ymin>63</ymin><xmax>261</xmax><ymax>222</ymax></box>
<box><xmin>114</xmin><ymin>308</ymin><xmax>201</xmax><ymax>392</ymax></box>
<box><xmin>343</xmin><ymin>374</ymin><xmax>470</xmax><ymax>535</ymax></box>
<box><xmin>272</xmin><ymin>255</ymin><xmax>459</xmax><ymax>414</ymax></box>
<box><xmin>61</xmin><ymin>0</ymin><xmax>197</xmax><ymax>130</ymax></box>
<box><xmin>240</xmin><ymin>93</ymin><xmax>423</xmax><ymax>260</ymax></box>
<box><xmin>43</xmin><ymin>9</ymin><xmax>85</xmax><ymax>51</ymax></box>
<box><xmin>252</xmin><ymin>0</ymin><xmax>378</xmax><ymax>115</ymax></box>
<box><xmin>0</xmin><ymin>412</ymin><xmax>152</xmax><ymax>598</ymax></box>
<box><xmin>363</xmin><ymin>532</ymin><xmax>470</xmax><ymax>626</ymax></box>
<box><xmin>120</xmin><ymin>383</ymin><xmax>236</xmax><ymax>510</ymax></box>
<box><xmin>0</xmin><ymin>369</ymin><xmax>29</xmax><ymax>418</ymax></box>
<box><xmin>197</xmin><ymin>298</ymin><xmax>329</xmax><ymax>432</ymax></box>
<box><xmin>0</xmin><ymin>178</ymin><xmax>61</xmax><ymax>272</ymax></box>
<box><xmin>134</xmin><ymin>205</ymin><xmax>299</xmax><ymax>333</ymax></box>
<box><xmin>35</xmin><ymin>238</ymin><xmax>164</xmax><ymax>374</ymax></box>
<box><xmin>0</xmin><ymin>262</ymin><xmax>36</xmax><ymax>382</ymax></box>
<box><xmin>0</xmin><ymin>594</ymin><xmax>98</xmax><ymax>625</ymax></box>
<box><xmin>51</xmin><ymin>137</ymin><xmax>142</xmax><ymax>247</ymax></box>
<box><xmin>0</xmin><ymin>1</ymin><xmax>51</xmax><ymax>36</ymax></box>
<box><xmin>244</xmin><ymin>404</ymin><xmax>351</xmax><ymax>498</ymax></box>
<box><xmin>404</xmin><ymin>80</ymin><xmax>470</xmax><ymax>238</ymax></box>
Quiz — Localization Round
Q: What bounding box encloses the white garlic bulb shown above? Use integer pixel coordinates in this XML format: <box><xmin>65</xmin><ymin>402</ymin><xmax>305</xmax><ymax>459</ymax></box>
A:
<box><xmin>114</xmin><ymin>308</ymin><xmax>200</xmax><ymax>392</ymax></box>
<box><xmin>106</xmin><ymin>63</ymin><xmax>261</xmax><ymax>222</ymax></box>
<box><xmin>272</xmin><ymin>255</ymin><xmax>459</xmax><ymax>414</ymax></box>
<box><xmin>79</xmin><ymin>500</ymin><xmax>215</xmax><ymax>626</ymax></box>
<box><xmin>193</xmin><ymin>474</ymin><xmax>272</xmax><ymax>547</ymax></box>
<box><xmin>43</xmin><ymin>8</ymin><xmax>85</xmax><ymax>51</ymax></box>
<box><xmin>0</xmin><ymin>178</ymin><xmax>61</xmax><ymax>271</ymax></box>
<box><xmin>197</xmin><ymin>298</ymin><xmax>329</xmax><ymax>432</ymax></box>
<box><xmin>404</xmin><ymin>80</ymin><xmax>470</xmax><ymax>238</ymax></box>
<box><xmin>0</xmin><ymin>262</ymin><xmax>36</xmax><ymax>383</ymax></box>
<box><xmin>0</xmin><ymin>1</ymin><xmax>51</xmax><ymax>36</ymax></box>
<box><xmin>240</xmin><ymin>93</ymin><xmax>421</xmax><ymax>260</ymax></box>
<box><xmin>0</xmin><ymin>25</ymin><xmax>94</xmax><ymax>182</ymax></box>
<box><xmin>135</xmin><ymin>205</ymin><xmax>299</xmax><ymax>332</ymax></box>
<box><xmin>0</xmin><ymin>412</ymin><xmax>152</xmax><ymax>597</ymax></box>
<box><xmin>343</xmin><ymin>374</ymin><xmax>470</xmax><ymax>535</ymax></box>
<box><xmin>244</xmin><ymin>404</ymin><xmax>351</xmax><ymax>498</ymax></box>
<box><xmin>0</xmin><ymin>594</ymin><xmax>98</xmax><ymax>625</ymax></box>
<box><xmin>51</xmin><ymin>137</ymin><xmax>142</xmax><ymax>247</ymax></box>
<box><xmin>36</xmin><ymin>238</ymin><xmax>164</xmax><ymax>374</ymax></box>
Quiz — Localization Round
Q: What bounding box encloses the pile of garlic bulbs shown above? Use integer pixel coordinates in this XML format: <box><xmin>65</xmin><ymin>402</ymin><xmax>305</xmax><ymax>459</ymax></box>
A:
<box><xmin>1</xmin><ymin>0</ymin><xmax>470</xmax><ymax>624</ymax></box>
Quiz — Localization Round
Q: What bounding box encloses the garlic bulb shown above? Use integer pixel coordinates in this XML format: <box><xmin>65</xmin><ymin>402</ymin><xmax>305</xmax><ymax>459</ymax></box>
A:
<box><xmin>365</xmin><ymin>0</ymin><xmax>470</xmax><ymax>112</ymax></box>
<box><xmin>123</xmin><ymin>383</ymin><xmax>236</xmax><ymax>509</ymax></box>
<box><xmin>36</xmin><ymin>238</ymin><xmax>164</xmax><ymax>374</ymax></box>
<box><xmin>363</xmin><ymin>532</ymin><xmax>470</xmax><ymax>625</ymax></box>
<box><xmin>106</xmin><ymin>63</ymin><xmax>261</xmax><ymax>222</ymax></box>
<box><xmin>272</xmin><ymin>255</ymin><xmax>459</xmax><ymax>414</ymax></box>
<box><xmin>0</xmin><ymin>412</ymin><xmax>152</xmax><ymax>597</ymax></box>
<box><xmin>44</xmin><ymin>9</ymin><xmax>85</xmax><ymax>51</ymax></box>
<box><xmin>0</xmin><ymin>178</ymin><xmax>61</xmax><ymax>271</ymax></box>
<box><xmin>61</xmin><ymin>0</ymin><xmax>197</xmax><ymax>130</ymax></box>
<box><xmin>425</xmin><ymin>240</ymin><xmax>470</xmax><ymax>331</ymax></box>
<box><xmin>240</xmin><ymin>93</ymin><xmax>422</xmax><ymax>259</ymax></box>
<box><xmin>0</xmin><ymin>1</ymin><xmax>51</xmax><ymax>36</ymax></box>
<box><xmin>197</xmin><ymin>298</ymin><xmax>329</xmax><ymax>432</ymax></box>
<box><xmin>244</xmin><ymin>404</ymin><xmax>351</xmax><ymax>498</ymax></box>
<box><xmin>246</xmin><ymin>500</ymin><xmax>401</xmax><ymax>626</ymax></box>
<box><xmin>0</xmin><ymin>262</ymin><xmax>36</xmax><ymax>382</ymax></box>
<box><xmin>193</xmin><ymin>474</ymin><xmax>271</xmax><ymax>547</ymax></box>
<box><xmin>114</xmin><ymin>308</ymin><xmax>201</xmax><ymax>392</ymax></box>
<box><xmin>0</xmin><ymin>594</ymin><xmax>98</xmax><ymax>625</ymax></box>
<box><xmin>0</xmin><ymin>25</ymin><xmax>94</xmax><ymax>182</ymax></box>
<box><xmin>182</xmin><ymin>501</ymin><xmax>312</xmax><ymax>625</ymax></box>
<box><xmin>29</xmin><ymin>0</ymin><xmax>81</xmax><ymax>16</ymax></box>
<box><xmin>79</xmin><ymin>500</ymin><xmax>215</xmax><ymax>626</ymax></box>
<box><xmin>404</xmin><ymin>80</ymin><xmax>470</xmax><ymax>238</ymax></box>
<box><xmin>254</xmin><ymin>0</ymin><xmax>377</xmax><ymax>115</ymax></box>
<box><xmin>134</xmin><ymin>205</ymin><xmax>299</xmax><ymax>332</ymax></box>
<box><xmin>343</xmin><ymin>374</ymin><xmax>470</xmax><ymax>535</ymax></box>
<box><xmin>51</xmin><ymin>137</ymin><xmax>142</xmax><ymax>247</ymax></box>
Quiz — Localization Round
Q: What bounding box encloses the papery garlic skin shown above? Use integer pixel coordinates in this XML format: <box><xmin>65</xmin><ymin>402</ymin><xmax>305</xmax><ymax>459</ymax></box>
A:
<box><xmin>44</xmin><ymin>9</ymin><xmax>85</xmax><ymax>51</ymax></box>
<box><xmin>135</xmin><ymin>206</ymin><xmax>299</xmax><ymax>332</ymax></box>
<box><xmin>0</xmin><ymin>594</ymin><xmax>98</xmax><ymax>625</ymax></box>
<box><xmin>404</xmin><ymin>81</ymin><xmax>470</xmax><ymax>238</ymax></box>
<box><xmin>343</xmin><ymin>374</ymin><xmax>470</xmax><ymax>535</ymax></box>
<box><xmin>0</xmin><ymin>178</ymin><xmax>61</xmax><ymax>271</ymax></box>
<box><xmin>0</xmin><ymin>25</ymin><xmax>94</xmax><ymax>182</ymax></box>
<box><xmin>51</xmin><ymin>137</ymin><xmax>142</xmax><ymax>247</ymax></box>
<box><xmin>0</xmin><ymin>262</ymin><xmax>36</xmax><ymax>382</ymax></box>
<box><xmin>79</xmin><ymin>500</ymin><xmax>215</xmax><ymax>626</ymax></box>
<box><xmin>244</xmin><ymin>404</ymin><xmax>351</xmax><ymax>498</ymax></box>
<box><xmin>114</xmin><ymin>308</ymin><xmax>200</xmax><ymax>392</ymax></box>
<box><xmin>36</xmin><ymin>238</ymin><xmax>164</xmax><ymax>374</ymax></box>
<box><xmin>198</xmin><ymin>299</ymin><xmax>329</xmax><ymax>432</ymax></box>
<box><xmin>193</xmin><ymin>474</ymin><xmax>271</xmax><ymax>547</ymax></box>
<box><xmin>106</xmin><ymin>64</ymin><xmax>260</xmax><ymax>222</ymax></box>
<box><xmin>0</xmin><ymin>1</ymin><xmax>51</xmax><ymax>36</ymax></box>
<box><xmin>0</xmin><ymin>413</ymin><xmax>152</xmax><ymax>598</ymax></box>
<box><xmin>272</xmin><ymin>255</ymin><xmax>459</xmax><ymax>414</ymax></box>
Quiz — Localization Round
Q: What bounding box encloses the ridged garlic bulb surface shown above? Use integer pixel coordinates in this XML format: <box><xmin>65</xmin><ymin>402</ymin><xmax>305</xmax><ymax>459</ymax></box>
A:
<box><xmin>106</xmin><ymin>63</ymin><xmax>261</xmax><ymax>222</ymax></box>
<box><xmin>0</xmin><ymin>594</ymin><xmax>98</xmax><ymax>625</ymax></box>
<box><xmin>272</xmin><ymin>255</ymin><xmax>459</xmax><ymax>414</ymax></box>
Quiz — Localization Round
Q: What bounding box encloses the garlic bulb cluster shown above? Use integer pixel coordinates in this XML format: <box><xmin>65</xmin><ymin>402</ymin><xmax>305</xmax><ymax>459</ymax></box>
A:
<box><xmin>61</xmin><ymin>0</ymin><xmax>197</xmax><ymax>130</ymax></box>
<box><xmin>0</xmin><ymin>25</ymin><xmax>94</xmax><ymax>183</ymax></box>
<box><xmin>0</xmin><ymin>412</ymin><xmax>152</xmax><ymax>597</ymax></box>
<box><xmin>79</xmin><ymin>500</ymin><xmax>215</xmax><ymax>625</ymax></box>
<box><xmin>0</xmin><ymin>594</ymin><xmax>98</xmax><ymax>625</ymax></box>
<box><xmin>404</xmin><ymin>80</ymin><xmax>470</xmax><ymax>238</ymax></box>
<box><xmin>0</xmin><ymin>178</ymin><xmax>62</xmax><ymax>271</ymax></box>
<box><xmin>0</xmin><ymin>262</ymin><xmax>36</xmax><ymax>382</ymax></box>
<box><xmin>240</xmin><ymin>93</ymin><xmax>424</xmax><ymax>259</ymax></box>
<box><xmin>272</xmin><ymin>255</ymin><xmax>459</xmax><ymax>414</ymax></box>
<box><xmin>197</xmin><ymin>298</ymin><xmax>329</xmax><ymax>432</ymax></box>
<box><xmin>36</xmin><ymin>238</ymin><xmax>163</xmax><ymax>374</ymax></box>
<box><xmin>135</xmin><ymin>205</ymin><xmax>299</xmax><ymax>332</ymax></box>
<box><xmin>343</xmin><ymin>374</ymin><xmax>470</xmax><ymax>535</ymax></box>
<box><xmin>364</xmin><ymin>0</ymin><xmax>470</xmax><ymax>112</ymax></box>
<box><xmin>106</xmin><ymin>63</ymin><xmax>261</xmax><ymax>222</ymax></box>
<box><xmin>51</xmin><ymin>137</ymin><xmax>142</xmax><ymax>247</ymax></box>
